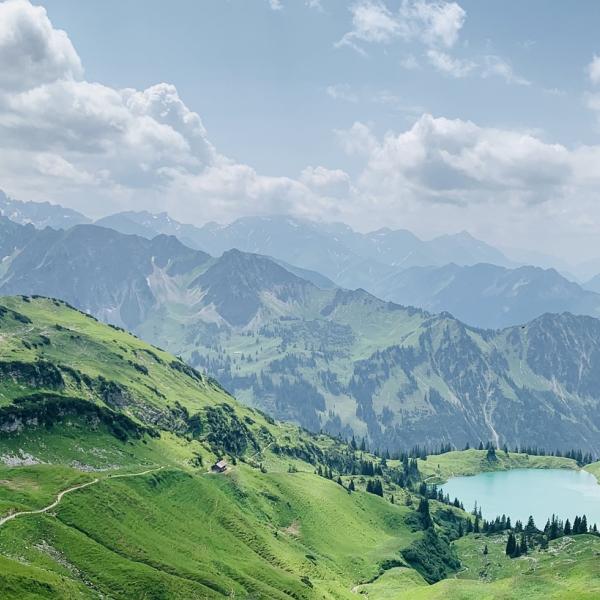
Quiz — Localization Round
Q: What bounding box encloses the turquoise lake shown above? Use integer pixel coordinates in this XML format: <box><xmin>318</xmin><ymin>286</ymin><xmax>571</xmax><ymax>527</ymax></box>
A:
<box><xmin>442</xmin><ymin>468</ymin><xmax>600</xmax><ymax>527</ymax></box>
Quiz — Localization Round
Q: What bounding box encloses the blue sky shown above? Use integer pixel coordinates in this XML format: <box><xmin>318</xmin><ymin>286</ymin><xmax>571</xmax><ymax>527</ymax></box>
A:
<box><xmin>2</xmin><ymin>0</ymin><xmax>600</xmax><ymax>261</ymax></box>
<box><xmin>37</xmin><ymin>0</ymin><xmax>600</xmax><ymax>174</ymax></box>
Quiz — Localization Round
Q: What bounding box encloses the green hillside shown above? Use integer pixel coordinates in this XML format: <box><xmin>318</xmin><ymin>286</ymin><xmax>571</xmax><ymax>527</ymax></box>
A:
<box><xmin>2</xmin><ymin>295</ymin><xmax>600</xmax><ymax>599</ymax></box>
<box><xmin>0</xmin><ymin>296</ymin><xmax>451</xmax><ymax>598</ymax></box>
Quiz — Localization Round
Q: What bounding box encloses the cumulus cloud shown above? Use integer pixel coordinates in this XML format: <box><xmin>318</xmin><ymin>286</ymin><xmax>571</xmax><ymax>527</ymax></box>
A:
<box><xmin>337</xmin><ymin>114</ymin><xmax>589</xmax><ymax>208</ymax></box>
<box><xmin>330</xmin><ymin>115</ymin><xmax>600</xmax><ymax>257</ymax></box>
<box><xmin>0</xmin><ymin>0</ymin><xmax>82</xmax><ymax>91</ymax></box>
<box><xmin>0</xmin><ymin>0</ymin><xmax>328</xmax><ymax>221</ymax></box>
<box><xmin>300</xmin><ymin>166</ymin><xmax>351</xmax><ymax>196</ymax></box>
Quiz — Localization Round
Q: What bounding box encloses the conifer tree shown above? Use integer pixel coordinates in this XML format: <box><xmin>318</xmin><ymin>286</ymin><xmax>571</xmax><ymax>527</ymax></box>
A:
<box><xmin>348</xmin><ymin>478</ymin><xmax>355</xmax><ymax>492</ymax></box>
<box><xmin>418</xmin><ymin>498</ymin><xmax>433</xmax><ymax>529</ymax></box>
<box><xmin>519</xmin><ymin>533</ymin><xmax>528</xmax><ymax>555</ymax></box>
<box><xmin>505</xmin><ymin>533</ymin><xmax>516</xmax><ymax>557</ymax></box>
<box><xmin>564</xmin><ymin>519</ymin><xmax>571</xmax><ymax>535</ymax></box>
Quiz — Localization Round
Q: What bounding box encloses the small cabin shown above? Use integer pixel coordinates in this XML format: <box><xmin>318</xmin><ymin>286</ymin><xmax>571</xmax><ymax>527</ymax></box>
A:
<box><xmin>212</xmin><ymin>459</ymin><xmax>228</xmax><ymax>473</ymax></box>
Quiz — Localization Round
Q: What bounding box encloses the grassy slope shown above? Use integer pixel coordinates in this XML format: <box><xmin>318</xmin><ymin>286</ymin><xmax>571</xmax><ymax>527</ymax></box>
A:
<box><xmin>0</xmin><ymin>462</ymin><xmax>422</xmax><ymax>600</ymax></box>
<box><xmin>417</xmin><ymin>449</ymin><xmax>578</xmax><ymax>484</ymax></box>
<box><xmin>584</xmin><ymin>460</ymin><xmax>600</xmax><ymax>482</ymax></box>
<box><xmin>0</xmin><ymin>296</ymin><xmax>424</xmax><ymax>599</ymax></box>
<box><xmin>360</xmin><ymin>533</ymin><xmax>600</xmax><ymax>599</ymax></box>
<box><xmin>1</xmin><ymin>296</ymin><xmax>599</xmax><ymax>599</ymax></box>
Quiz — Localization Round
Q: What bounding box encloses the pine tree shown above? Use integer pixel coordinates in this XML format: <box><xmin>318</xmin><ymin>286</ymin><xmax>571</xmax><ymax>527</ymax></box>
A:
<box><xmin>418</xmin><ymin>498</ymin><xmax>433</xmax><ymax>529</ymax></box>
<box><xmin>519</xmin><ymin>533</ymin><xmax>528</xmax><ymax>555</ymax></box>
<box><xmin>581</xmin><ymin>515</ymin><xmax>588</xmax><ymax>534</ymax></box>
<box><xmin>505</xmin><ymin>533</ymin><xmax>516</xmax><ymax>557</ymax></box>
<box><xmin>564</xmin><ymin>519</ymin><xmax>572</xmax><ymax>535</ymax></box>
<box><xmin>348</xmin><ymin>478</ymin><xmax>355</xmax><ymax>492</ymax></box>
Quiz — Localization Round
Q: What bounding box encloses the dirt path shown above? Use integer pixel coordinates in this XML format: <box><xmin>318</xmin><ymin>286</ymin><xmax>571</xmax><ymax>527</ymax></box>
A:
<box><xmin>0</xmin><ymin>466</ymin><xmax>163</xmax><ymax>528</ymax></box>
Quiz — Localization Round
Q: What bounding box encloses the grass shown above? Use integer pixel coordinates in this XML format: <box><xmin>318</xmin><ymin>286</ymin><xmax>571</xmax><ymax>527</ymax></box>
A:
<box><xmin>0</xmin><ymin>462</ymin><xmax>422</xmax><ymax>599</ymax></box>
<box><xmin>417</xmin><ymin>449</ymin><xmax>578</xmax><ymax>484</ymax></box>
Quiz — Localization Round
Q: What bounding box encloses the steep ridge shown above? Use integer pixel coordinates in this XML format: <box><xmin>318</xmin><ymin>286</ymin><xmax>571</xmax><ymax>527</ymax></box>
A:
<box><xmin>0</xmin><ymin>222</ymin><xmax>210</xmax><ymax>329</ymax></box>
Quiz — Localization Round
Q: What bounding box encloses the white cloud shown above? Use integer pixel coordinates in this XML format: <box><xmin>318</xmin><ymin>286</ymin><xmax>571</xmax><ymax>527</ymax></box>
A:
<box><xmin>0</xmin><ymin>0</ymin><xmax>329</xmax><ymax>222</ymax></box>
<box><xmin>427</xmin><ymin>49</ymin><xmax>474</xmax><ymax>77</ymax></box>
<box><xmin>336</xmin><ymin>1</ymin><xmax>401</xmax><ymax>53</ymax></box>
<box><xmin>0</xmin><ymin>0</ymin><xmax>82</xmax><ymax>91</ymax></box>
<box><xmin>300</xmin><ymin>166</ymin><xmax>351</xmax><ymax>196</ymax></box>
<box><xmin>338</xmin><ymin>114</ymin><xmax>584</xmax><ymax>208</ymax></box>
<box><xmin>588</xmin><ymin>55</ymin><xmax>600</xmax><ymax>85</ymax></box>
<box><xmin>337</xmin><ymin>0</ymin><xmax>466</xmax><ymax>53</ymax></box>
<box><xmin>268</xmin><ymin>0</ymin><xmax>283</xmax><ymax>10</ymax></box>
<box><xmin>331</xmin><ymin>115</ymin><xmax>600</xmax><ymax>258</ymax></box>
<box><xmin>482</xmin><ymin>55</ymin><xmax>530</xmax><ymax>86</ymax></box>
<box><xmin>406</xmin><ymin>0</ymin><xmax>466</xmax><ymax>48</ymax></box>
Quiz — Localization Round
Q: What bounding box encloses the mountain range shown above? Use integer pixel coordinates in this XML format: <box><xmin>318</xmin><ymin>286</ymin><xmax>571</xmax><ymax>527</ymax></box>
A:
<box><xmin>0</xmin><ymin>190</ymin><xmax>90</xmax><ymax>230</ymax></box>
<box><xmin>3</xmin><ymin>217</ymin><xmax>600</xmax><ymax>452</ymax></box>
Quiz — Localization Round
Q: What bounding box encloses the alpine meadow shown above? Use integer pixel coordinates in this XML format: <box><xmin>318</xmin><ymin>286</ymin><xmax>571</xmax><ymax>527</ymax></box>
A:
<box><xmin>2</xmin><ymin>1</ymin><xmax>600</xmax><ymax>599</ymax></box>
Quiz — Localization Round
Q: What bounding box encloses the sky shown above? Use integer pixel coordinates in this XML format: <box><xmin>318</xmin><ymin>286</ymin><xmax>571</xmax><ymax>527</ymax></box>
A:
<box><xmin>1</xmin><ymin>0</ymin><xmax>600</xmax><ymax>262</ymax></box>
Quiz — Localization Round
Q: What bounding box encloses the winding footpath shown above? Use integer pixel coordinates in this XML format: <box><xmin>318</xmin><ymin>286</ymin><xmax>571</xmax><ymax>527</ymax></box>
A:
<box><xmin>0</xmin><ymin>466</ymin><xmax>163</xmax><ymax>528</ymax></box>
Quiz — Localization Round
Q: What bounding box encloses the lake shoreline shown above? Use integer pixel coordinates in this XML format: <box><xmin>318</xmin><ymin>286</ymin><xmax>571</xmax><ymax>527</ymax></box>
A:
<box><xmin>416</xmin><ymin>448</ymin><xmax>581</xmax><ymax>485</ymax></box>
